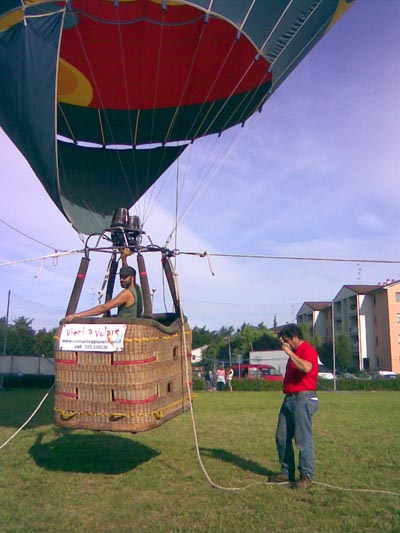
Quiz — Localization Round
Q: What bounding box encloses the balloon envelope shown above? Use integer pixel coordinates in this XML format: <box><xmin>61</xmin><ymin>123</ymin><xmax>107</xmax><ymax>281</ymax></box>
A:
<box><xmin>0</xmin><ymin>0</ymin><xmax>355</xmax><ymax>234</ymax></box>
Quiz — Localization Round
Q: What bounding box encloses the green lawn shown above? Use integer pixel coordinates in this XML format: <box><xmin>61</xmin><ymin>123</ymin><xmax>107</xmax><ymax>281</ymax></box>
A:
<box><xmin>0</xmin><ymin>389</ymin><xmax>399</xmax><ymax>532</ymax></box>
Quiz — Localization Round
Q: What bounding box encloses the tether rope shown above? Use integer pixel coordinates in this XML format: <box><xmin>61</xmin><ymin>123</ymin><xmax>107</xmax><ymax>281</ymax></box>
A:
<box><xmin>0</xmin><ymin>383</ymin><xmax>55</xmax><ymax>451</ymax></box>
<box><xmin>0</xmin><ymin>266</ymin><xmax>398</xmax><ymax>498</ymax></box>
<box><xmin>174</xmin><ymin>259</ymin><xmax>262</xmax><ymax>491</ymax></box>
<box><xmin>0</xmin><ymin>249</ymin><xmax>84</xmax><ymax>268</ymax></box>
<box><xmin>2</xmin><ymin>246</ymin><xmax>400</xmax><ymax>273</ymax></box>
<box><xmin>179</xmin><ymin>250</ymin><xmax>400</xmax><ymax>265</ymax></box>
<box><xmin>172</xmin><ymin>259</ymin><xmax>400</xmax><ymax>496</ymax></box>
<box><xmin>0</xmin><ymin>373</ymin><xmax>398</xmax><ymax>498</ymax></box>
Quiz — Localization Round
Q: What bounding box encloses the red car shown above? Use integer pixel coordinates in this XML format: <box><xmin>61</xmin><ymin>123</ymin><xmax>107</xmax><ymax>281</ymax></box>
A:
<box><xmin>232</xmin><ymin>364</ymin><xmax>283</xmax><ymax>381</ymax></box>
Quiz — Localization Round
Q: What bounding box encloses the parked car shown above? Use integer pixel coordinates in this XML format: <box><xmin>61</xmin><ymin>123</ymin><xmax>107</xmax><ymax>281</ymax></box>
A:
<box><xmin>372</xmin><ymin>370</ymin><xmax>398</xmax><ymax>379</ymax></box>
<box><xmin>232</xmin><ymin>364</ymin><xmax>283</xmax><ymax>381</ymax></box>
<box><xmin>318</xmin><ymin>363</ymin><xmax>335</xmax><ymax>380</ymax></box>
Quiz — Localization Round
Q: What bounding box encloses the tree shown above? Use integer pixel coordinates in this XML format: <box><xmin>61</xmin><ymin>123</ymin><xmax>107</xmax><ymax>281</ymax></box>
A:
<box><xmin>0</xmin><ymin>315</ymin><xmax>56</xmax><ymax>356</ymax></box>
<box><xmin>6</xmin><ymin>316</ymin><xmax>35</xmax><ymax>355</ymax></box>
<box><xmin>33</xmin><ymin>328</ymin><xmax>57</xmax><ymax>357</ymax></box>
<box><xmin>318</xmin><ymin>342</ymin><xmax>333</xmax><ymax>368</ymax></box>
<box><xmin>299</xmin><ymin>321</ymin><xmax>321</xmax><ymax>349</ymax></box>
<box><xmin>192</xmin><ymin>326</ymin><xmax>216</xmax><ymax>348</ymax></box>
<box><xmin>335</xmin><ymin>334</ymin><xmax>352</xmax><ymax>371</ymax></box>
<box><xmin>299</xmin><ymin>321</ymin><xmax>311</xmax><ymax>342</ymax></box>
<box><xmin>252</xmin><ymin>331</ymin><xmax>280</xmax><ymax>351</ymax></box>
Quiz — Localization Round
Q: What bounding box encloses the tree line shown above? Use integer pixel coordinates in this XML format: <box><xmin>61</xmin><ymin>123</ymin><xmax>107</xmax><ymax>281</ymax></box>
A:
<box><xmin>0</xmin><ymin>315</ymin><xmax>353</xmax><ymax>371</ymax></box>
<box><xmin>0</xmin><ymin>316</ymin><xmax>56</xmax><ymax>357</ymax></box>
<box><xmin>193</xmin><ymin>321</ymin><xmax>353</xmax><ymax>372</ymax></box>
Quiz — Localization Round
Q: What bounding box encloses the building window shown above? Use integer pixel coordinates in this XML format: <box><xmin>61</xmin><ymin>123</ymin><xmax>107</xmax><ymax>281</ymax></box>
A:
<box><xmin>396</xmin><ymin>292</ymin><xmax>400</xmax><ymax>303</ymax></box>
<box><xmin>376</xmin><ymin>336</ymin><xmax>379</xmax><ymax>346</ymax></box>
<box><xmin>398</xmin><ymin>334</ymin><xmax>400</xmax><ymax>345</ymax></box>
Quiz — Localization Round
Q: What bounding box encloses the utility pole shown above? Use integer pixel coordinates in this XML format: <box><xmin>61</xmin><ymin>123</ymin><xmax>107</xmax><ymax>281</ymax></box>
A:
<box><xmin>1</xmin><ymin>290</ymin><xmax>10</xmax><ymax>389</ymax></box>
<box><xmin>2</xmin><ymin>290</ymin><xmax>10</xmax><ymax>356</ymax></box>
<box><xmin>331</xmin><ymin>301</ymin><xmax>337</xmax><ymax>392</ymax></box>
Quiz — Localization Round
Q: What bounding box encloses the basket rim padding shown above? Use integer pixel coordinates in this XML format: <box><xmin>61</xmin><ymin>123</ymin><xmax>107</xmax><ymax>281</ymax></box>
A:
<box><xmin>59</xmin><ymin>313</ymin><xmax>188</xmax><ymax>334</ymax></box>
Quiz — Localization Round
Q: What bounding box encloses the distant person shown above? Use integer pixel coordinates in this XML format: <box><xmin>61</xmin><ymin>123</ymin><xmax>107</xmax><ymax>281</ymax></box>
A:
<box><xmin>205</xmin><ymin>370</ymin><xmax>213</xmax><ymax>392</ymax></box>
<box><xmin>216</xmin><ymin>366</ymin><xmax>226</xmax><ymax>391</ymax></box>
<box><xmin>269</xmin><ymin>325</ymin><xmax>319</xmax><ymax>489</ymax></box>
<box><xmin>65</xmin><ymin>258</ymin><xmax>138</xmax><ymax>322</ymax></box>
<box><xmin>226</xmin><ymin>367</ymin><xmax>234</xmax><ymax>392</ymax></box>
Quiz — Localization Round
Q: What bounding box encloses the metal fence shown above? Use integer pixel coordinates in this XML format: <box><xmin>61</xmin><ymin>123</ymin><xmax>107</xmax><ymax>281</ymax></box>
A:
<box><xmin>0</xmin><ymin>355</ymin><xmax>55</xmax><ymax>376</ymax></box>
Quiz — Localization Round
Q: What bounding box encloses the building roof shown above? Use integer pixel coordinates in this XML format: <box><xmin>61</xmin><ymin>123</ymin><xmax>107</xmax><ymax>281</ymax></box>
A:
<box><xmin>302</xmin><ymin>301</ymin><xmax>331</xmax><ymax>311</ymax></box>
<box><xmin>343</xmin><ymin>285</ymin><xmax>381</xmax><ymax>294</ymax></box>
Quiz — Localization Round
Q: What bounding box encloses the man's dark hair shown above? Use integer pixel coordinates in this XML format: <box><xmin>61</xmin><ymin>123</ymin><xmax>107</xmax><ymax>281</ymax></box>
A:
<box><xmin>278</xmin><ymin>325</ymin><xmax>303</xmax><ymax>340</ymax></box>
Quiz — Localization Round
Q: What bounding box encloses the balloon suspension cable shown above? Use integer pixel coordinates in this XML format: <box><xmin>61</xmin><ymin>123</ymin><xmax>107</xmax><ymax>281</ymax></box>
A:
<box><xmin>97</xmin><ymin>255</ymin><xmax>116</xmax><ymax>304</ymax></box>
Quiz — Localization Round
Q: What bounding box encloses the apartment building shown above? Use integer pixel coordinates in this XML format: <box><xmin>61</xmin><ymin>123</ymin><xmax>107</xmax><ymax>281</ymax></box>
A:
<box><xmin>297</xmin><ymin>280</ymin><xmax>400</xmax><ymax>373</ymax></box>
<box><xmin>332</xmin><ymin>285</ymin><xmax>379</xmax><ymax>371</ymax></box>
<box><xmin>297</xmin><ymin>302</ymin><xmax>332</xmax><ymax>343</ymax></box>
<box><xmin>370</xmin><ymin>281</ymin><xmax>400</xmax><ymax>373</ymax></box>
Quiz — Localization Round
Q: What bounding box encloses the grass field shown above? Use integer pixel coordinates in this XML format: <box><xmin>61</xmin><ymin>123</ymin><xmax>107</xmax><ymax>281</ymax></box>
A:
<box><xmin>0</xmin><ymin>389</ymin><xmax>399</xmax><ymax>532</ymax></box>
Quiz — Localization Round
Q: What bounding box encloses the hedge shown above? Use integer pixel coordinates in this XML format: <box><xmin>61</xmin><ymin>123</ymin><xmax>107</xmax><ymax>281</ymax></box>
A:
<box><xmin>0</xmin><ymin>374</ymin><xmax>54</xmax><ymax>389</ymax></box>
<box><xmin>192</xmin><ymin>376</ymin><xmax>400</xmax><ymax>392</ymax></box>
<box><xmin>2</xmin><ymin>374</ymin><xmax>399</xmax><ymax>392</ymax></box>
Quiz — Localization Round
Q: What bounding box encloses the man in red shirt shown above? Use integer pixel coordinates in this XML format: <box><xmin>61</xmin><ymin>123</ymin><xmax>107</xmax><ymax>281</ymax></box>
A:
<box><xmin>269</xmin><ymin>325</ymin><xmax>319</xmax><ymax>489</ymax></box>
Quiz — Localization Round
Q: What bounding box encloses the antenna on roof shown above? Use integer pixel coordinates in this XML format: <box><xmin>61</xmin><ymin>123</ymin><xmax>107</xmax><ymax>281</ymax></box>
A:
<box><xmin>356</xmin><ymin>263</ymin><xmax>362</xmax><ymax>284</ymax></box>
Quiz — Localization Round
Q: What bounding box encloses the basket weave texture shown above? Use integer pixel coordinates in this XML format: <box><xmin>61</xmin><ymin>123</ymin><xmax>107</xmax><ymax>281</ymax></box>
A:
<box><xmin>54</xmin><ymin>320</ymin><xmax>192</xmax><ymax>432</ymax></box>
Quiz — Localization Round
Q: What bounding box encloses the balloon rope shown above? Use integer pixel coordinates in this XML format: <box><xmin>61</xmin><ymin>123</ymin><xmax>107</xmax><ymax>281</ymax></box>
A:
<box><xmin>173</xmin><ymin>262</ymin><xmax>264</xmax><ymax>491</ymax></box>
<box><xmin>0</xmin><ymin>249</ymin><xmax>84</xmax><ymax>268</ymax></box>
<box><xmin>114</xmin><ymin>7</ymin><xmax>141</xmax><ymax>219</ymax></box>
<box><xmin>165</xmin><ymin>123</ymin><xmax>249</xmax><ymax>241</ymax></box>
<box><xmin>268</xmin><ymin>0</ymin><xmax>324</xmax><ymax>74</ymax></box>
<box><xmin>66</xmin><ymin>6</ymin><xmax>133</xmax><ymax>204</ymax></box>
<box><xmin>0</xmin><ymin>384</ymin><xmax>55</xmax><ymax>452</ymax></box>
<box><xmin>179</xmin><ymin>250</ymin><xmax>400</xmax><ymax>266</ymax></box>
<box><xmin>138</xmin><ymin>6</ymin><xmax>168</xmax><ymax>223</ymax></box>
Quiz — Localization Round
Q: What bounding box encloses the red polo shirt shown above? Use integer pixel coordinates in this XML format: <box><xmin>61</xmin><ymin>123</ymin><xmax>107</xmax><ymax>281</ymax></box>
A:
<box><xmin>283</xmin><ymin>340</ymin><xmax>318</xmax><ymax>393</ymax></box>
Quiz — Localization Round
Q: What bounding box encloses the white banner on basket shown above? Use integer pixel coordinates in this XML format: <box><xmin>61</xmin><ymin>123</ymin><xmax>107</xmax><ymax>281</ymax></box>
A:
<box><xmin>59</xmin><ymin>324</ymin><xmax>127</xmax><ymax>352</ymax></box>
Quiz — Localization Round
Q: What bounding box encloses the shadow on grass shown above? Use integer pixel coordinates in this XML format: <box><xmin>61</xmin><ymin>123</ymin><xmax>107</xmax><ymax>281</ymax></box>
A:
<box><xmin>30</xmin><ymin>430</ymin><xmax>160</xmax><ymax>474</ymax></box>
<box><xmin>199</xmin><ymin>447</ymin><xmax>273</xmax><ymax>477</ymax></box>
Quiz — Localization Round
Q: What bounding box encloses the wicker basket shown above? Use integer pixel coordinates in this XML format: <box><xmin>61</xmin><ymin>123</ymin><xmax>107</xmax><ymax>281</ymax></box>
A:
<box><xmin>54</xmin><ymin>315</ymin><xmax>192</xmax><ymax>432</ymax></box>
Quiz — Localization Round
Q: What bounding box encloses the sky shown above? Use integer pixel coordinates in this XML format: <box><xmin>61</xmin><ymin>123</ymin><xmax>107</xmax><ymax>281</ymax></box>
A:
<box><xmin>1</xmin><ymin>1</ymin><xmax>400</xmax><ymax>333</ymax></box>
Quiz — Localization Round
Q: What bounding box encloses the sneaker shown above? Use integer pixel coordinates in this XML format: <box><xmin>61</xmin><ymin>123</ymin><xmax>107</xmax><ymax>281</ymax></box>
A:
<box><xmin>268</xmin><ymin>473</ymin><xmax>290</xmax><ymax>484</ymax></box>
<box><xmin>294</xmin><ymin>473</ymin><xmax>313</xmax><ymax>489</ymax></box>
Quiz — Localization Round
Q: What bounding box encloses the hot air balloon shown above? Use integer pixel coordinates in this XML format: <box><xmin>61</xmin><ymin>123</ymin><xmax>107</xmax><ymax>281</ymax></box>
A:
<box><xmin>0</xmin><ymin>0</ymin><xmax>355</xmax><ymax>432</ymax></box>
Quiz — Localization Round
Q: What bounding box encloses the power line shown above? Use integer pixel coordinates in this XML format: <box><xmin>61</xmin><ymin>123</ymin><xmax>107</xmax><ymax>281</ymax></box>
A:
<box><xmin>0</xmin><ymin>216</ymin><xmax>66</xmax><ymax>251</ymax></box>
